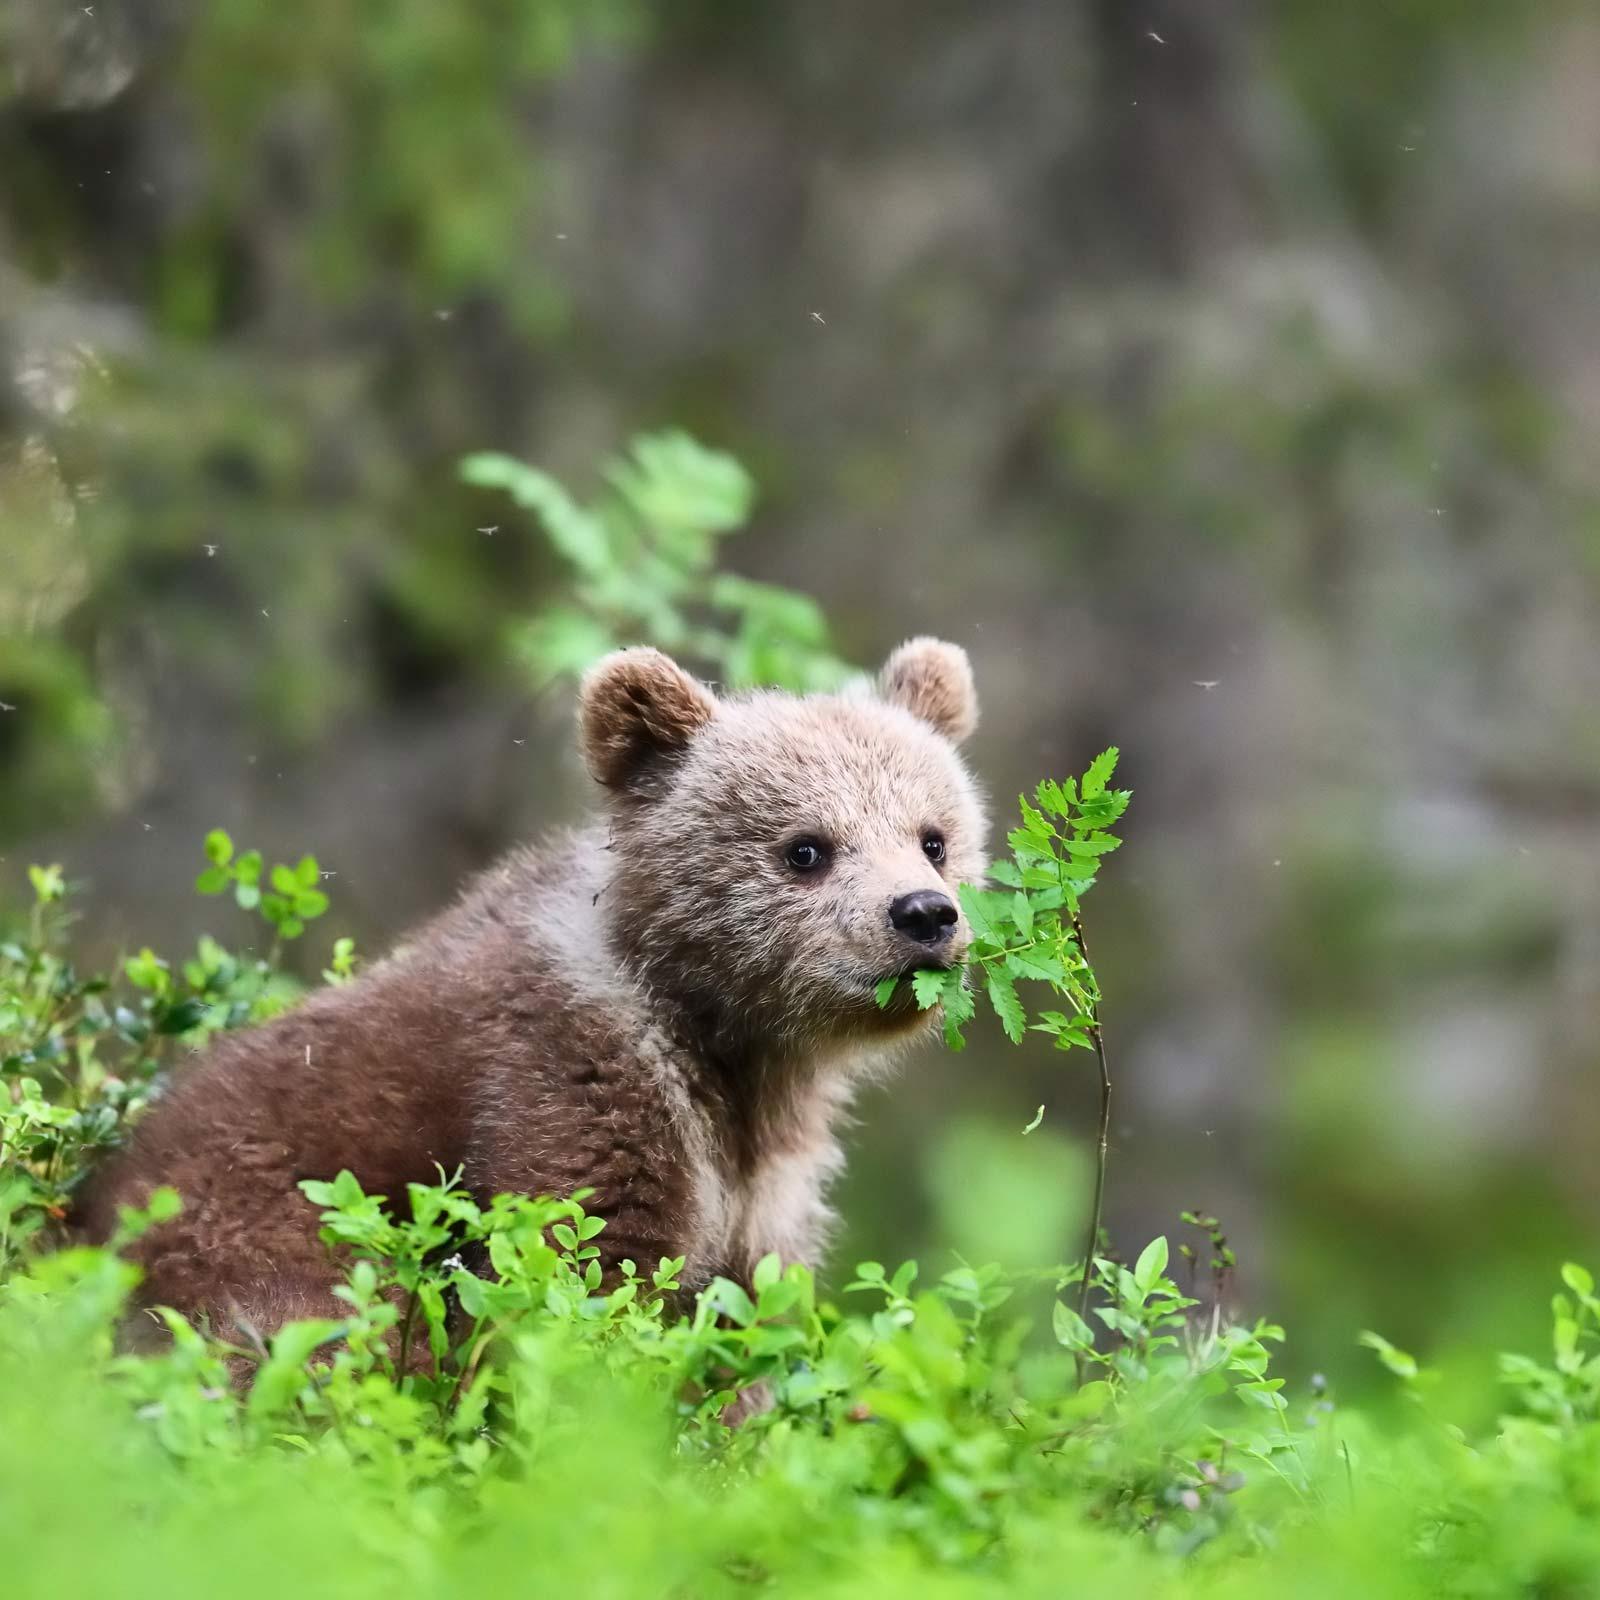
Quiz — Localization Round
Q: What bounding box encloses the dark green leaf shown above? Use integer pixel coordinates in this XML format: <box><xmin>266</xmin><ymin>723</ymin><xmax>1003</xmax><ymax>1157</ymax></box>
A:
<box><xmin>154</xmin><ymin>997</ymin><xmax>208</xmax><ymax>1035</ymax></box>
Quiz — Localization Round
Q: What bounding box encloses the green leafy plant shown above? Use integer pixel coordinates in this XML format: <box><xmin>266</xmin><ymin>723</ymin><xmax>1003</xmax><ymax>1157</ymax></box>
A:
<box><xmin>195</xmin><ymin>830</ymin><xmax>331</xmax><ymax>943</ymax></box>
<box><xmin>1</xmin><ymin>846</ymin><xmax>337</xmax><ymax>1267</ymax></box>
<box><xmin>878</xmin><ymin>747</ymin><xmax>1131</xmax><ymax>1365</ymax></box>
<box><xmin>461</xmin><ymin>431</ymin><xmax>854</xmax><ymax>692</ymax></box>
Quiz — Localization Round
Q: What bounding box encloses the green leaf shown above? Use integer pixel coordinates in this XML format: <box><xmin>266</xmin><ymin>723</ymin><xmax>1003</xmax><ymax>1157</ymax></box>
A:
<box><xmin>1016</xmin><ymin>793</ymin><xmax>1053</xmax><ymax>842</ymax></box>
<box><xmin>460</xmin><ymin>453</ymin><xmax>613</xmax><ymax>578</ymax></box>
<box><xmin>911</xmin><ymin>968</ymin><xmax>947</xmax><ymax>1010</ymax></box>
<box><xmin>873</xmin><ymin>975</ymin><xmax>899</xmax><ymax>1009</ymax></box>
<box><xmin>1052</xmin><ymin>1300</ymin><xmax>1095</xmax><ymax>1352</ymax></box>
<box><xmin>293</xmin><ymin>889</ymin><xmax>330</xmax><ymax>919</ymax></box>
<box><xmin>1007</xmin><ymin>828</ymin><xmax>1052</xmax><ymax>865</ymax></box>
<box><xmin>707</xmin><ymin>1279</ymin><xmax>756</xmax><ymax>1326</ymax></box>
<box><xmin>986</xmin><ymin>969</ymin><xmax>1026</xmax><ymax>1043</ymax></box>
<box><xmin>1035</xmin><ymin>778</ymin><xmax>1075</xmax><ymax>818</ymax></box>
<box><xmin>28</xmin><ymin>863</ymin><xmax>66</xmax><ymax>903</ymax></box>
<box><xmin>1082</xmin><ymin>747</ymin><xmax>1119</xmax><ymax>799</ymax></box>
<box><xmin>295</xmin><ymin>855</ymin><xmax>320</xmax><ymax>888</ymax></box>
<box><xmin>610</xmin><ymin>431</ymin><xmax>755</xmax><ymax>539</ymax></box>
<box><xmin>154</xmin><ymin>997</ymin><xmax>208</xmax><ymax>1035</ymax></box>
<box><xmin>1562</xmin><ymin>1263</ymin><xmax>1595</xmax><ymax>1298</ymax></box>
<box><xmin>1006</xmin><ymin>950</ymin><xmax>1066</xmax><ymax>984</ymax></box>
<box><xmin>248</xmin><ymin>1319</ymin><xmax>347</xmax><ymax>1420</ymax></box>
<box><xmin>956</xmin><ymin>884</ymin><xmax>1004</xmax><ymax>945</ymax></box>
<box><xmin>1065</xmin><ymin>834</ymin><xmax>1121</xmax><ymax>856</ymax></box>
<box><xmin>194</xmin><ymin>866</ymin><xmax>230</xmax><ymax>895</ymax></box>
<box><xmin>124</xmin><ymin>949</ymin><xmax>169</xmax><ymax>991</ymax></box>
<box><xmin>710</xmin><ymin>575</ymin><xmax>830</xmax><ymax>646</ymax></box>
<box><xmin>203</xmin><ymin>829</ymin><xmax>234</xmax><ymax>866</ymax></box>
<box><xmin>1133</xmin><ymin>1236</ymin><xmax>1168</xmax><ymax>1295</ymax></box>
<box><xmin>454</xmin><ymin>1270</ymin><xmax>490</xmax><ymax>1318</ymax></box>
<box><xmin>1358</xmin><ymin>1330</ymin><xmax>1419</xmax><ymax>1382</ymax></box>
<box><xmin>941</xmin><ymin>971</ymin><xmax>975</xmax><ymax>1050</ymax></box>
<box><xmin>508</xmin><ymin>609</ymin><xmax>619</xmax><ymax>685</ymax></box>
<box><xmin>234</xmin><ymin>850</ymin><xmax>263</xmax><ymax>886</ymax></box>
<box><xmin>235</xmin><ymin>884</ymin><xmax>261</xmax><ymax>911</ymax></box>
<box><xmin>1011</xmin><ymin>891</ymin><xmax>1034</xmax><ymax>939</ymax></box>
<box><xmin>270</xmin><ymin>864</ymin><xmax>300</xmax><ymax>895</ymax></box>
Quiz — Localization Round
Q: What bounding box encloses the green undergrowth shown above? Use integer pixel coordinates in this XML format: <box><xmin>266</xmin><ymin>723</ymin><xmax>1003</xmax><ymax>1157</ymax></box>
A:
<box><xmin>5</xmin><ymin>776</ymin><xmax>1600</xmax><ymax>1597</ymax></box>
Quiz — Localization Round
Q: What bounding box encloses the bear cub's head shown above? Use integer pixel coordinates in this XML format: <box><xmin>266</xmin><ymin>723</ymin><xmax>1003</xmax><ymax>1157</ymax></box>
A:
<box><xmin>579</xmin><ymin>639</ymin><xmax>987</xmax><ymax>1055</ymax></box>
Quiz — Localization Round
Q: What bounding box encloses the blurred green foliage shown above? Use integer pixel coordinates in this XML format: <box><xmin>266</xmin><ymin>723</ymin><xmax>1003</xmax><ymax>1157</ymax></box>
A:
<box><xmin>1269</xmin><ymin>1</ymin><xmax>1559</xmax><ymax>221</ymax></box>
<box><xmin>463</xmin><ymin>430</ymin><xmax>852</xmax><ymax>690</ymax></box>
<box><xmin>0</xmin><ymin>0</ymin><xmax>640</xmax><ymax>830</ymax></box>
<box><xmin>175</xmin><ymin>0</ymin><xmax>637</xmax><ymax>331</ymax></box>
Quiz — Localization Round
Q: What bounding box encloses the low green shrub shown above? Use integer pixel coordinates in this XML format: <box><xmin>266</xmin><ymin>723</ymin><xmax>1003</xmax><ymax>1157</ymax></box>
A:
<box><xmin>5</xmin><ymin>768</ymin><xmax>1600</xmax><ymax>1597</ymax></box>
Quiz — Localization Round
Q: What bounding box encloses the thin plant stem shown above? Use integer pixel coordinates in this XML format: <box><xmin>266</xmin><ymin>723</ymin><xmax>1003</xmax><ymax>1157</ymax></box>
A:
<box><xmin>1072</xmin><ymin>912</ymin><xmax>1111</xmax><ymax>1387</ymax></box>
<box><xmin>447</xmin><ymin>1321</ymin><xmax>492</xmax><ymax>1414</ymax></box>
<box><xmin>396</xmin><ymin>1283</ymin><xmax>420</xmax><ymax>1380</ymax></box>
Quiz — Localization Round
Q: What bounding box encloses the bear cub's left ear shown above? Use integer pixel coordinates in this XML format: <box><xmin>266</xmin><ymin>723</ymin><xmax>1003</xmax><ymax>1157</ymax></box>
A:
<box><xmin>579</xmin><ymin>648</ymin><xmax>718</xmax><ymax>790</ymax></box>
<box><xmin>879</xmin><ymin>637</ymin><xmax>979</xmax><ymax>744</ymax></box>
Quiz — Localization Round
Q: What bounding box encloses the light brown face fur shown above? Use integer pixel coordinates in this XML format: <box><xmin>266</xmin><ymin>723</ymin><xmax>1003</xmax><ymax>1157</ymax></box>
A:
<box><xmin>579</xmin><ymin>639</ymin><xmax>988</xmax><ymax>1057</ymax></box>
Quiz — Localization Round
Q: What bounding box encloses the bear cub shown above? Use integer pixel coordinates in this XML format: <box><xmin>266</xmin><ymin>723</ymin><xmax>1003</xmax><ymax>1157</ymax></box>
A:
<box><xmin>81</xmin><ymin>639</ymin><xmax>987</xmax><ymax>1339</ymax></box>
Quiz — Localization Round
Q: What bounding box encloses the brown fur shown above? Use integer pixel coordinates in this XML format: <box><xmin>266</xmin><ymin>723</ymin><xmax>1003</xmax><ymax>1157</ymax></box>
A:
<box><xmin>79</xmin><ymin>643</ymin><xmax>986</xmax><ymax>1341</ymax></box>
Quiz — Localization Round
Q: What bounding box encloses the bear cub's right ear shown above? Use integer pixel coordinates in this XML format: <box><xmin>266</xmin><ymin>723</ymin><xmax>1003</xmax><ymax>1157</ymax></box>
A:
<box><xmin>879</xmin><ymin>637</ymin><xmax>979</xmax><ymax>744</ymax></box>
<box><xmin>578</xmin><ymin>648</ymin><xmax>718</xmax><ymax>790</ymax></box>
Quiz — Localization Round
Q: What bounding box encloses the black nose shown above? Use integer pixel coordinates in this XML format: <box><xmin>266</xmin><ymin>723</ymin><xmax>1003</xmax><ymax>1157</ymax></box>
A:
<box><xmin>888</xmin><ymin>889</ymin><xmax>959</xmax><ymax>946</ymax></box>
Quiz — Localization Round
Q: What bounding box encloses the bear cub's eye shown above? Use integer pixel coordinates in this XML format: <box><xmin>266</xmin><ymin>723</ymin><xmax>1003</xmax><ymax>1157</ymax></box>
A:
<box><xmin>784</xmin><ymin>838</ymin><xmax>829</xmax><ymax>873</ymax></box>
<box><xmin>922</xmin><ymin>831</ymin><xmax>946</xmax><ymax>865</ymax></box>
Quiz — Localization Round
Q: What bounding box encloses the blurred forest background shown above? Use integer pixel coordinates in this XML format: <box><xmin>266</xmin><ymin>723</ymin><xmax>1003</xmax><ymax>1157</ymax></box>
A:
<box><xmin>4</xmin><ymin>0</ymin><xmax>1599</xmax><ymax>1388</ymax></box>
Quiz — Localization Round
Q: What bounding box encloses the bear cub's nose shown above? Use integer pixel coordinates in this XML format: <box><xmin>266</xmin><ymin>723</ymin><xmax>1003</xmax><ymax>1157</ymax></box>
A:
<box><xmin>888</xmin><ymin>889</ymin><xmax>960</xmax><ymax>946</ymax></box>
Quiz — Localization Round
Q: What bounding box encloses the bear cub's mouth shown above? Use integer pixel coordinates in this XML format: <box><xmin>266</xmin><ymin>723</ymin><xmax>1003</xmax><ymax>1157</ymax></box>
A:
<box><xmin>870</xmin><ymin>955</ymin><xmax>957</xmax><ymax>989</ymax></box>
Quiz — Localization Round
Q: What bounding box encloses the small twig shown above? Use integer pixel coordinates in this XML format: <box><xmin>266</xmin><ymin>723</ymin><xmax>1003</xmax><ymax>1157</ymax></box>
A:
<box><xmin>1072</xmin><ymin>912</ymin><xmax>1112</xmax><ymax>1387</ymax></box>
<box><xmin>446</xmin><ymin>1318</ymin><xmax>491</xmax><ymax>1413</ymax></box>
<box><xmin>396</xmin><ymin>1284</ymin><xmax>420</xmax><ymax>1379</ymax></box>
